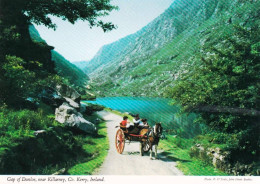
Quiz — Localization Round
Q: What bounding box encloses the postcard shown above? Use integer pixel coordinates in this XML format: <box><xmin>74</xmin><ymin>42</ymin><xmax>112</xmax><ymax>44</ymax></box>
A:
<box><xmin>0</xmin><ymin>0</ymin><xmax>259</xmax><ymax>184</ymax></box>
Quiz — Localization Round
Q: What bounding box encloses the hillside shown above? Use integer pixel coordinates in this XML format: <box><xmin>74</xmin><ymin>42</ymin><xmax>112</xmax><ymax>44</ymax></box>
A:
<box><xmin>83</xmin><ymin>0</ymin><xmax>259</xmax><ymax>97</ymax></box>
<box><xmin>51</xmin><ymin>50</ymin><xmax>89</xmax><ymax>87</ymax></box>
<box><xmin>72</xmin><ymin>60</ymin><xmax>89</xmax><ymax>70</ymax></box>
<box><xmin>80</xmin><ymin>0</ymin><xmax>260</xmax><ymax>175</ymax></box>
<box><xmin>29</xmin><ymin>25</ymin><xmax>88</xmax><ymax>88</ymax></box>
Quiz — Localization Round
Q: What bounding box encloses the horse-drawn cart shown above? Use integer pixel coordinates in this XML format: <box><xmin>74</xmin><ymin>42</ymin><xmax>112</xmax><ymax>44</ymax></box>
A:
<box><xmin>115</xmin><ymin>127</ymin><xmax>150</xmax><ymax>155</ymax></box>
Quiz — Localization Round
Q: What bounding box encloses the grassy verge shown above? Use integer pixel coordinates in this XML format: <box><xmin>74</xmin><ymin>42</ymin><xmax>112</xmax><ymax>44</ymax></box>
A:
<box><xmin>158</xmin><ymin>135</ymin><xmax>228</xmax><ymax>176</ymax></box>
<box><xmin>67</xmin><ymin>113</ymin><xmax>109</xmax><ymax>175</ymax></box>
<box><xmin>0</xmin><ymin>104</ymin><xmax>109</xmax><ymax>175</ymax></box>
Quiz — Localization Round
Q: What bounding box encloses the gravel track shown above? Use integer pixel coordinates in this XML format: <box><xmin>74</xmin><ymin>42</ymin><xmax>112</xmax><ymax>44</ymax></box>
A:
<box><xmin>95</xmin><ymin>111</ymin><xmax>184</xmax><ymax>175</ymax></box>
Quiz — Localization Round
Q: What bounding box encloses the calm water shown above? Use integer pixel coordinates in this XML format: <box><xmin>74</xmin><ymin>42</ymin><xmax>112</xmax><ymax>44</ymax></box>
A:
<box><xmin>85</xmin><ymin>97</ymin><xmax>201</xmax><ymax>138</ymax></box>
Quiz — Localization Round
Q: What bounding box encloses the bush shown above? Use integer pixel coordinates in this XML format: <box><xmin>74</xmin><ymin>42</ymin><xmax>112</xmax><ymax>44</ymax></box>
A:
<box><xmin>0</xmin><ymin>107</ymin><xmax>97</xmax><ymax>174</ymax></box>
<box><xmin>84</xmin><ymin>103</ymin><xmax>105</xmax><ymax>115</ymax></box>
<box><xmin>0</xmin><ymin>126</ymin><xmax>90</xmax><ymax>174</ymax></box>
<box><xmin>167</xmin><ymin>25</ymin><xmax>260</xmax><ymax>162</ymax></box>
<box><xmin>0</xmin><ymin>109</ymin><xmax>54</xmax><ymax>132</ymax></box>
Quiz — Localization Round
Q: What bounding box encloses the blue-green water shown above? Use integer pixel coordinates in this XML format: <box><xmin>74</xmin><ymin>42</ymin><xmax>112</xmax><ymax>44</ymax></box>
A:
<box><xmin>85</xmin><ymin>97</ymin><xmax>202</xmax><ymax>138</ymax></box>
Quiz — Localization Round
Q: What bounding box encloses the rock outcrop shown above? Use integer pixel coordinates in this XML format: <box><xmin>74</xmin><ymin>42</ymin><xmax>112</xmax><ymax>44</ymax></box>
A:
<box><xmin>56</xmin><ymin>84</ymin><xmax>81</xmax><ymax>103</ymax></box>
<box><xmin>39</xmin><ymin>87</ymin><xmax>65</xmax><ymax>107</ymax></box>
<box><xmin>55</xmin><ymin>103</ymin><xmax>97</xmax><ymax>134</ymax></box>
<box><xmin>64</xmin><ymin>97</ymin><xmax>80</xmax><ymax>109</ymax></box>
<box><xmin>190</xmin><ymin>144</ymin><xmax>258</xmax><ymax>176</ymax></box>
<box><xmin>40</xmin><ymin>85</ymin><xmax>97</xmax><ymax>134</ymax></box>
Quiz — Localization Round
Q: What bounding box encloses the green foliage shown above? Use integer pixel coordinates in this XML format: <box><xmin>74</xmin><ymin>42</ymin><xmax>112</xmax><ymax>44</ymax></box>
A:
<box><xmin>0</xmin><ymin>0</ymin><xmax>117</xmax><ymax>106</ymax></box>
<box><xmin>81</xmin><ymin>93</ymin><xmax>96</xmax><ymax>100</ymax></box>
<box><xmin>67</xmin><ymin>120</ymin><xmax>109</xmax><ymax>175</ymax></box>
<box><xmin>0</xmin><ymin>108</ymin><xmax>54</xmax><ymax>143</ymax></box>
<box><xmin>0</xmin><ymin>0</ymin><xmax>115</xmax><ymax>175</ymax></box>
<box><xmin>158</xmin><ymin>135</ymin><xmax>227</xmax><ymax>175</ymax></box>
<box><xmin>51</xmin><ymin>50</ymin><xmax>88</xmax><ymax>88</ymax></box>
<box><xmin>167</xmin><ymin>25</ymin><xmax>260</xmax><ymax>162</ymax></box>
<box><xmin>1</xmin><ymin>110</ymin><xmax>36</xmax><ymax>132</ymax></box>
<box><xmin>0</xmin><ymin>0</ymin><xmax>117</xmax><ymax>31</ymax></box>
<box><xmin>0</xmin><ymin>107</ymin><xmax>108</xmax><ymax>174</ymax></box>
<box><xmin>0</xmin><ymin>54</ymin><xmax>69</xmax><ymax>106</ymax></box>
<box><xmin>168</xmin><ymin>25</ymin><xmax>259</xmax><ymax>126</ymax></box>
<box><xmin>1</xmin><ymin>56</ymin><xmax>37</xmax><ymax>104</ymax></box>
<box><xmin>82</xmin><ymin>102</ymin><xmax>104</xmax><ymax>115</ymax></box>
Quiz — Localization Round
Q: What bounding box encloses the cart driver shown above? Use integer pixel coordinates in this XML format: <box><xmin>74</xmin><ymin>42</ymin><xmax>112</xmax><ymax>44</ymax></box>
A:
<box><xmin>139</xmin><ymin>118</ymin><xmax>149</xmax><ymax>128</ymax></box>
<box><xmin>133</xmin><ymin>114</ymin><xmax>141</xmax><ymax>126</ymax></box>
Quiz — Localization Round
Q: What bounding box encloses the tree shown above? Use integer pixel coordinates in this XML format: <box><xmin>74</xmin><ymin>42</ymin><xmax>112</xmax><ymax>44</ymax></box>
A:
<box><xmin>166</xmin><ymin>25</ymin><xmax>260</xmax><ymax>160</ymax></box>
<box><xmin>0</xmin><ymin>0</ymin><xmax>117</xmax><ymax>31</ymax></box>
<box><xmin>2</xmin><ymin>56</ymin><xmax>36</xmax><ymax>101</ymax></box>
<box><xmin>0</xmin><ymin>0</ymin><xmax>117</xmax><ymax>106</ymax></box>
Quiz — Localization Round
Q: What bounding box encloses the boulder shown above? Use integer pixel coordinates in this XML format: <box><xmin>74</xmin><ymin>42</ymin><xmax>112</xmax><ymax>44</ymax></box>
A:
<box><xmin>64</xmin><ymin>97</ymin><xmax>80</xmax><ymax>109</ymax></box>
<box><xmin>207</xmin><ymin>147</ymin><xmax>230</xmax><ymax>170</ymax></box>
<box><xmin>55</xmin><ymin>103</ymin><xmax>97</xmax><ymax>134</ymax></box>
<box><xmin>56</xmin><ymin>84</ymin><xmax>81</xmax><ymax>103</ymax></box>
<box><xmin>39</xmin><ymin>87</ymin><xmax>65</xmax><ymax>107</ymax></box>
<box><xmin>80</xmin><ymin>102</ymin><xmax>87</xmax><ymax>114</ymax></box>
<box><xmin>34</xmin><ymin>130</ymin><xmax>47</xmax><ymax>136</ymax></box>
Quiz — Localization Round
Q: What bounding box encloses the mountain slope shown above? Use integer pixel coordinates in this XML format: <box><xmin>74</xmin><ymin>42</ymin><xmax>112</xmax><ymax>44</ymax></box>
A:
<box><xmin>51</xmin><ymin>50</ymin><xmax>89</xmax><ymax>87</ymax></box>
<box><xmin>84</xmin><ymin>0</ymin><xmax>259</xmax><ymax>97</ymax></box>
<box><xmin>72</xmin><ymin>60</ymin><xmax>89</xmax><ymax>70</ymax></box>
<box><xmin>29</xmin><ymin>25</ymin><xmax>88</xmax><ymax>88</ymax></box>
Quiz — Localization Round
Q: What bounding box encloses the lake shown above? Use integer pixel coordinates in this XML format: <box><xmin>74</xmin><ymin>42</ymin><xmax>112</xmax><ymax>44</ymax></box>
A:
<box><xmin>85</xmin><ymin>97</ymin><xmax>202</xmax><ymax>138</ymax></box>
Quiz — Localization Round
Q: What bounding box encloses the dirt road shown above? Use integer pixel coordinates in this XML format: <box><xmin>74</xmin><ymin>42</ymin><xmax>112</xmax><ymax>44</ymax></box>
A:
<box><xmin>95</xmin><ymin>111</ymin><xmax>184</xmax><ymax>175</ymax></box>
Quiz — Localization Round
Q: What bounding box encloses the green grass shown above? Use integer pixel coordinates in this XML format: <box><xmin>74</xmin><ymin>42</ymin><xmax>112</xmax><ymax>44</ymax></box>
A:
<box><xmin>67</xmin><ymin>114</ymin><xmax>109</xmax><ymax>175</ymax></box>
<box><xmin>0</xmin><ymin>105</ymin><xmax>109</xmax><ymax>175</ymax></box>
<box><xmin>159</xmin><ymin>135</ymin><xmax>228</xmax><ymax>176</ymax></box>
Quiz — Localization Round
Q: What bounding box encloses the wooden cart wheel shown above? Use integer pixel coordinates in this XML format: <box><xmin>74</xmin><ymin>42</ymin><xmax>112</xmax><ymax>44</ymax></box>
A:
<box><xmin>142</xmin><ymin>139</ymin><xmax>150</xmax><ymax>153</ymax></box>
<box><xmin>115</xmin><ymin>129</ymin><xmax>125</xmax><ymax>154</ymax></box>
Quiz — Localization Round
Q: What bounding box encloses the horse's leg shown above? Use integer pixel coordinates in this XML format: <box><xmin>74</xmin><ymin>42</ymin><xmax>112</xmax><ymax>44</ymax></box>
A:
<box><xmin>150</xmin><ymin>145</ymin><xmax>153</xmax><ymax>159</ymax></box>
<box><xmin>155</xmin><ymin>144</ymin><xmax>158</xmax><ymax>159</ymax></box>
<box><xmin>140</xmin><ymin>142</ymin><xmax>143</xmax><ymax>156</ymax></box>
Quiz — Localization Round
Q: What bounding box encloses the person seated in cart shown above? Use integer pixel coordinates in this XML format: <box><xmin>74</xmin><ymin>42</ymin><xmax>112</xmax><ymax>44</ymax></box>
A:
<box><xmin>133</xmin><ymin>114</ymin><xmax>141</xmax><ymax>126</ymax></box>
<box><xmin>120</xmin><ymin>116</ymin><xmax>134</xmax><ymax>132</ymax></box>
<box><xmin>120</xmin><ymin>116</ymin><xmax>130</xmax><ymax>130</ymax></box>
<box><xmin>139</xmin><ymin>118</ymin><xmax>149</xmax><ymax>128</ymax></box>
<box><xmin>120</xmin><ymin>116</ymin><xmax>139</xmax><ymax>134</ymax></box>
<box><xmin>133</xmin><ymin>114</ymin><xmax>148</xmax><ymax>134</ymax></box>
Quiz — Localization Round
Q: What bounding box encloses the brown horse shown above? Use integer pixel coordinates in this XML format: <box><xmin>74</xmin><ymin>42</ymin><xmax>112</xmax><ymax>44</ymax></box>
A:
<box><xmin>139</xmin><ymin>123</ymin><xmax>163</xmax><ymax>159</ymax></box>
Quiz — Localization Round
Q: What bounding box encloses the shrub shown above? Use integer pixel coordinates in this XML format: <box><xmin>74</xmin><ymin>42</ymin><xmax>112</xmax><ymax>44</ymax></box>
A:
<box><xmin>167</xmin><ymin>25</ymin><xmax>260</xmax><ymax>162</ymax></box>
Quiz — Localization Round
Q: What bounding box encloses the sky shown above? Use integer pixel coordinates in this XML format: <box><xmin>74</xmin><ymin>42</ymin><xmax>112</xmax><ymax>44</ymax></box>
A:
<box><xmin>34</xmin><ymin>0</ymin><xmax>174</xmax><ymax>62</ymax></box>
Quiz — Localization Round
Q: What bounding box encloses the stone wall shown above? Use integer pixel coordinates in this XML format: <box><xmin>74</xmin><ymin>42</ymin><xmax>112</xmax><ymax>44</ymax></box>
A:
<box><xmin>190</xmin><ymin>144</ymin><xmax>259</xmax><ymax>176</ymax></box>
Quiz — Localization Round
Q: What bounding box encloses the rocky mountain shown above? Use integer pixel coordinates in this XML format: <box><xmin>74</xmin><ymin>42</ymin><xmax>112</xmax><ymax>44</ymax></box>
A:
<box><xmin>29</xmin><ymin>25</ymin><xmax>89</xmax><ymax>88</ymax></box>
<box><xmin>81</xmin><ymin>0</ymin><xmax>259</xmax><ymax>97</ymax></box>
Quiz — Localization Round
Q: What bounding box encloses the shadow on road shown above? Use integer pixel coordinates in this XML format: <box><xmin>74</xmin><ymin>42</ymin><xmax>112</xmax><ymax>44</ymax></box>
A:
<box><xmin>160</xmin><ymin>151</ymin><xmax>190</xmax><ymax>163</ymax></box>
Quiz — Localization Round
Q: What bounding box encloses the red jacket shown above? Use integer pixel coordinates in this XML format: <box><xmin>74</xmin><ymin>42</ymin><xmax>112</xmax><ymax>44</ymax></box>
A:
<box><xmin>121</xmin><ymin>120</ymin><xmax>128</xmax><ymax>126</ymax></box>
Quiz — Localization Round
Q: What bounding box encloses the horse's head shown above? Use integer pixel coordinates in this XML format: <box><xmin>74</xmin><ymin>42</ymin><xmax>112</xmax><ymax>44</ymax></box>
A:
<box><xmin>153</xmin><ymin>123</ymin><xmax>163</xmax><ymax>138</ymax></box>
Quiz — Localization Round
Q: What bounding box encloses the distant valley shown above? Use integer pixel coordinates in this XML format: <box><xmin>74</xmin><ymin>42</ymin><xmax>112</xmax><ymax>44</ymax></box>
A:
<box><xmin>76</xmin><ymin>0</ymin><xmax>259</xmax><ymax>97</ymax></box>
